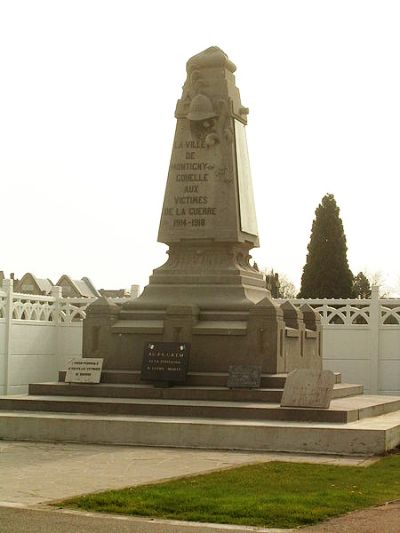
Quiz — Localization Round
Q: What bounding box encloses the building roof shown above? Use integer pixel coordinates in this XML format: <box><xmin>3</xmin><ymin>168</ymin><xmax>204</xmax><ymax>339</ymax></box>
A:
<box><xmin>15</xmin><ymin>273</ymin><xmax>54</xmax><ymax>295</ymax></box>
<box><xmin>56</xmin><ymin>275</ymin><xmax>99</xmax><ymax>298</ymax></box>
<box><xmin>99</xmin><ymin>288</ymin><xmax>129</xmax><ymax>297</ymax></box>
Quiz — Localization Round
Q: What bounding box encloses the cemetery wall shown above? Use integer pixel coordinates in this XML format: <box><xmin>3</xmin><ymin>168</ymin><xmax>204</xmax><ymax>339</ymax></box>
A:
<box><xmin>278</xmin><ymin>286</ymin><xmax>400</xmax><ymax>394</ymax></box>
<box><xmin>0</xmin><ymin>281</ymin><xmax>98</xmax><ymax>394</ymax></box>
<box><xmin>1</xmin><ymin>280</ymin><xmax>399</xmax><ymax>395</ymax></box>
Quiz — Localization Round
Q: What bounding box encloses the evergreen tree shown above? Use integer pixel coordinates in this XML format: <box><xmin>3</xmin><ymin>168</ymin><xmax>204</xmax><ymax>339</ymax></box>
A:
<box><xmin>352</xmin><ymin>272</ymin><xmax>372</xmax><ymax>298</ymax></box>
<box><xmin>298</xmin><ymin>193</ymin><xmax>353</xmax><ymax>298</ymax></box>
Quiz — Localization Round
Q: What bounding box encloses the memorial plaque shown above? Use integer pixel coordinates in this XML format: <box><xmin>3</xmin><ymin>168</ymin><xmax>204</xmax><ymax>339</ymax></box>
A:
<box><xmin>227</xmin><ymin>365</ymin><xmax>261</xmax><ymax>389</ymax></box>
<box><xmin>141</xmin><ymin>342</ymin><xmax>190</xmax><ymax>384</ymax></box>
<box><xmin>65</xmin><ymin>358</ymin><xmax>103</xmax><ymax>383</ymax></box>
<box><xmin>280</xmin><ymin>369</ymin><xmax>335</xmax><ymax>409</ymax></box>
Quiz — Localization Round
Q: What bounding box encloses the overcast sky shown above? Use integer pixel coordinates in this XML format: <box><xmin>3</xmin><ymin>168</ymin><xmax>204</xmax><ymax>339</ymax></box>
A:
<box><xmin>1</xmin><ymin>1</ymin><xmax>399</xmax><ymax>295</ymax></box>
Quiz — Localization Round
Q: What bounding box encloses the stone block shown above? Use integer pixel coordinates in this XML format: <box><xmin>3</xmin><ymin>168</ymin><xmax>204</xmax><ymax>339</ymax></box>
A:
<box><xmin>281</xmin><ymin>368</ymin><xmax>335</xmax><ymax>409</ymax></box>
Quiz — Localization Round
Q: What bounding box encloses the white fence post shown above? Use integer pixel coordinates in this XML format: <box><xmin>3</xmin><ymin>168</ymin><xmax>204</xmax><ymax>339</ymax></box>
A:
<box><xmin>130</xmin><ymin>285</ymin><xmax>140</xmax><ymax>299</ymax></box>
<box><xmin>3</xmin><ymin>279</ymin><xmax>13</xmax><ymax>395</ymax></box>
<box><xmin>369</xmin><ymin>286</ymin><xmax>380</xmax><ymax>394</ymax></box>
<box><xmin>51</xmin><ymin>286</ymin><xmax>62</xmax><ymax>367</ymax></box>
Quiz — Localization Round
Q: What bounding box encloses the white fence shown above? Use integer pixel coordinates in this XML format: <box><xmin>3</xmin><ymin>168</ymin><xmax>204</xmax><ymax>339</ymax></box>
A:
<box><xmin>1</xmin><ymin>280</ymin><xmax>400</xmax><ymax>395</ymax></box>
<box><xmin>0</xmin><ymin>280</ymin><xmax>93</xmax><ymax>394</ymax></box>
<box><xmin>279</xmin><ymin>286</ymin><xmax>400</xmax><ymax>395</ymax></box>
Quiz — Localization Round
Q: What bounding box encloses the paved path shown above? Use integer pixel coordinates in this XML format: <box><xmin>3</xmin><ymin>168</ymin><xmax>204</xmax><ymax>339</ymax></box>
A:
<box><xmin>0</xmin><ymin>441</ymin><xmax>392</xmax><ymax>532</ymax></box>
<box><xmin>0</xmin><ymin>506</ymin><xmax>280</xmax><ymax>533</ymax></box>
<box><xmin>302</xmin><ymin>500</ymin><xmax>400</xmax><ymax>532</ymax></box>
<box><xmin>0</xmin><ymin>441</ymin><xmax>370</xmax><ymax>506</ymax></box>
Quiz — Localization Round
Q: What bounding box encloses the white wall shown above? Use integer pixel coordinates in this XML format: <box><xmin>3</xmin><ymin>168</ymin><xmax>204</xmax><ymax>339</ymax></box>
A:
<box><xmin>0</xmin><ymin>321</ymin><xmax>6</xmax><ymax>395</ymax></box>
<box><xmin>323</xmin><ymin>329</ymin><xmax>373</xmax><ymax>391</ymax></box>
<box><xmin>0</xmin><ymin>281</ymin><xmax>93</xmax><ymax>394</ymax></box>
<box><xmin>0</xmin><ymin>281</ymin><xmax>134</xmax><ymax>394</ymax></box>
<box><xmin>1</xmin><ymin>280</ymin><xmax>400</xmax><ymax>395</ymax></box>
<box><xmin>379</xmin><ymin>326</ymin><xmax>400</xmax><ymax>394</ymax></box>
<box><xmin>57</xmin><ymin>323</ymin><xmax>85</xmax><ymax>374</ymax></box>
<box><xmin>281</xmin><ymin>287</ymin><xmax>400</xmax><ymax>394</ymax></box>
<box><xmin>8</xmin><ymin>322</ymin><xmax>57</xmax><ymax>394</ymax></box>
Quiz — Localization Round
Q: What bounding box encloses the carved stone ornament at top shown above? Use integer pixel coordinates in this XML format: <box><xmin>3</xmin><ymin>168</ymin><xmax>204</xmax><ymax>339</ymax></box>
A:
<box><xmin>177</xmin><ymin>51</ymin><xmax>238</xmax><ymax>188</ymax></box>
<box><xmin>176</xmin><ymin>47</ymin><xmax>249</xmax><ymax>125</ymax></box>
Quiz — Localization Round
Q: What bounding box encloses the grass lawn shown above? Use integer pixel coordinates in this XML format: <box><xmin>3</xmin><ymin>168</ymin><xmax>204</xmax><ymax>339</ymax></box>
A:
<box><xmin>61</xmin><ymin>454</ymin><xmax>400</xmax><ymax>529</ymax></box>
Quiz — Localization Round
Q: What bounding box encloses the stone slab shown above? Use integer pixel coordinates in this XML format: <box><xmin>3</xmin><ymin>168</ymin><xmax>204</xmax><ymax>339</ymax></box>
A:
<box><xmin>28</xmin><ymin>381</ymin><xmax>362</xmax><ymax>404</ymax></box>
<box><xmin>1</xmin><ymin>409</ymin><xmax>400</xmax><ymax>455</ymax></box>
<box><xmin>2</xmin><ymin>393</ymin><xmax>400</xmax><ymax>423</ymax></box>
<box><xmin>58</xmin><ymin>370</ymin><xmax>304</xmax><ymax>388</ymax></box>
<box><xmin>31</xmin><ymin>382</ymin><xmax>284</xmax><ymax>403</ymax></box>
<box><xmin>50</xmin><ymin>381</ymin><xmax>358</xmax><ymax>399</ymax></box>
<box><xmin>141</xmin><ymin>342</ymin><xmax>190</xmax><ymax>384</ymax></box>
<box><xmin>65</xmin><ymin>358</ymin><xmax>103</xmax><ymax>384</ymax></box>
<box><xmin>281</xmin><ymin>369</ymin><xmax>335</xmax><ymax>409</ymax></box>
<box><xmin>227</xmin><ymin>365</ymin><xmax>262</xmax><ymax>388</ymax></box>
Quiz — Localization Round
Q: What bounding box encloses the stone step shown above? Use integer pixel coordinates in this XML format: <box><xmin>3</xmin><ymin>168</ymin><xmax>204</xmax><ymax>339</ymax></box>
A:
<box><xmin>332</xmin><ymin>383</ymin><xmax>363</xmax><ymax>398</ymax></box>
<box><xmin>58</xmin><ymin>370</ymin><xmax>342</xmax><ymax>387</ymax></box>
<box><xmin>30</xmin><ymin>381</ymin><xmax>360</xmax><ymax>404</ymax></box>
<box><xmin>0</xmin><ymin>393</ymin><xmax>398</xmax><ymax>423</ymax></box>
<box><xmin>1</xmin><ymin>408</ymin><xmax>400</xmax><ymax>455</ymax></box>
<box><xmin>32</xmin><ymin>383</ymin><xmax>283</xmax><ymax>403</ymax></box>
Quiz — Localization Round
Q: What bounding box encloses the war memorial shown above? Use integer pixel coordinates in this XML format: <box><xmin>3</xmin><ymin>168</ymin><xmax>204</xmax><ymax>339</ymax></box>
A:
<box><xmin>1</xmin><ymin>47</ymin><xmax>400</xmax><ymax>455</ymax></box>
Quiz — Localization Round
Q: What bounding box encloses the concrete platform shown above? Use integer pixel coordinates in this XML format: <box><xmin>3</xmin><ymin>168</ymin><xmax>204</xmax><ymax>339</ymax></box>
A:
<box><xmin>1</xmin><ymin>404</ymin><xmax>400</xmax><ymax>455</ymax></box>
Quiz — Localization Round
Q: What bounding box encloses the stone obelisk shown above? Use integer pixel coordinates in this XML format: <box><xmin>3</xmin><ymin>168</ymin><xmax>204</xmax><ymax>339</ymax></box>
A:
<box><xmin>128</xmin><ymin>46</ymin><xmax>268</xmax><ymax>309</ymax></box>
<box><xmin>84</xmin><ymin>47</ymin><xmax>293</xmax><ymax>376</ymax></box>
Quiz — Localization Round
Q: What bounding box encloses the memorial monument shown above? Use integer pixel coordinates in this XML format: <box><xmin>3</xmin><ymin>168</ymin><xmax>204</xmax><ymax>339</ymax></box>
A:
<box><xmin>2</xmin><ymin>47</ymin><xmax>400</xmax><ymax>456</ymax></box>
<box><xmin>83</xmin><ymin>46</ymin><xmax>322</xmax><ymax>379</ymax></box>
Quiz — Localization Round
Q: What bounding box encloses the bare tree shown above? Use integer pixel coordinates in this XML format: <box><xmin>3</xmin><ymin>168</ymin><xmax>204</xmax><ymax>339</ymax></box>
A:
<box><xmin>263</xmin><ymin>268</ymin><xmax>298</xmax><ymax>299</ymax></box>
<box><xmin>365</xmin><ymin>271</ymin><xmax>392</xmax><ymax>297</ymax></box>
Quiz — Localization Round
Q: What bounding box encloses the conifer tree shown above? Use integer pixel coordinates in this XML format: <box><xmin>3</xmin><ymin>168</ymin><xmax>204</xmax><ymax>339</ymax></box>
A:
<box><xmin>298</xmin><ymin>193</ymin><xmax>353</xmax><ymax>298</ymax></box>
<box><xmin>352</xmin><ymin>272</ymin><xmax>372</xmax><ymax>298</ymax></box>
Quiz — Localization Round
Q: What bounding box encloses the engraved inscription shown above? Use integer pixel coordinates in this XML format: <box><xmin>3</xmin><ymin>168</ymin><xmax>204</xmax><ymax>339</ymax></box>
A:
<box><xmin>161</xmin><ymin>127</ymin><xmax>217</xmax><ymax>231</ymax></box>
<box><xmin>227</xmin><ymin>365</ymin><xmax>262</xmax><ymax>389</ymax></box>
<box><xmin>141</xmin><ymin>342</ymin><xmax>191</xmax><ymax>383</ymax></box>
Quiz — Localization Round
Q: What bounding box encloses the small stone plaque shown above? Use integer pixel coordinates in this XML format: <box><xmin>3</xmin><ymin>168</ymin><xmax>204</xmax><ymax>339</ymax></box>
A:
<box><xmin>141</xmin><ymin>342</ymin><xmax>190</xmax><ymax>384</ymax></box>
<box><xmin>227</xmin><ymin>365</ymin><xmax>262</xmax><ymax>389</ymax></box>
<box><xmin>280</xmin><ymin>369</ymin><xmax>335</xmax><ymax>409</ymax></box>
<box><xmin>65</xmin><ymin>358</ymin><xmax>103</xmax><ymax>383</ymax></box>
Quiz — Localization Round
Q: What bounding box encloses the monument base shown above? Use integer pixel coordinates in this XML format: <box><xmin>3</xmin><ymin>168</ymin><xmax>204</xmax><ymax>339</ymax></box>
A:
<box><xmin>83</xmin><ymin>290</ymin><xmax>323</xmax><ymax>378</ymax></box>
<box><xmin>1</xmin><ymin>372</ymin><xmax>400</xmax><ymax>455</ymax></box>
